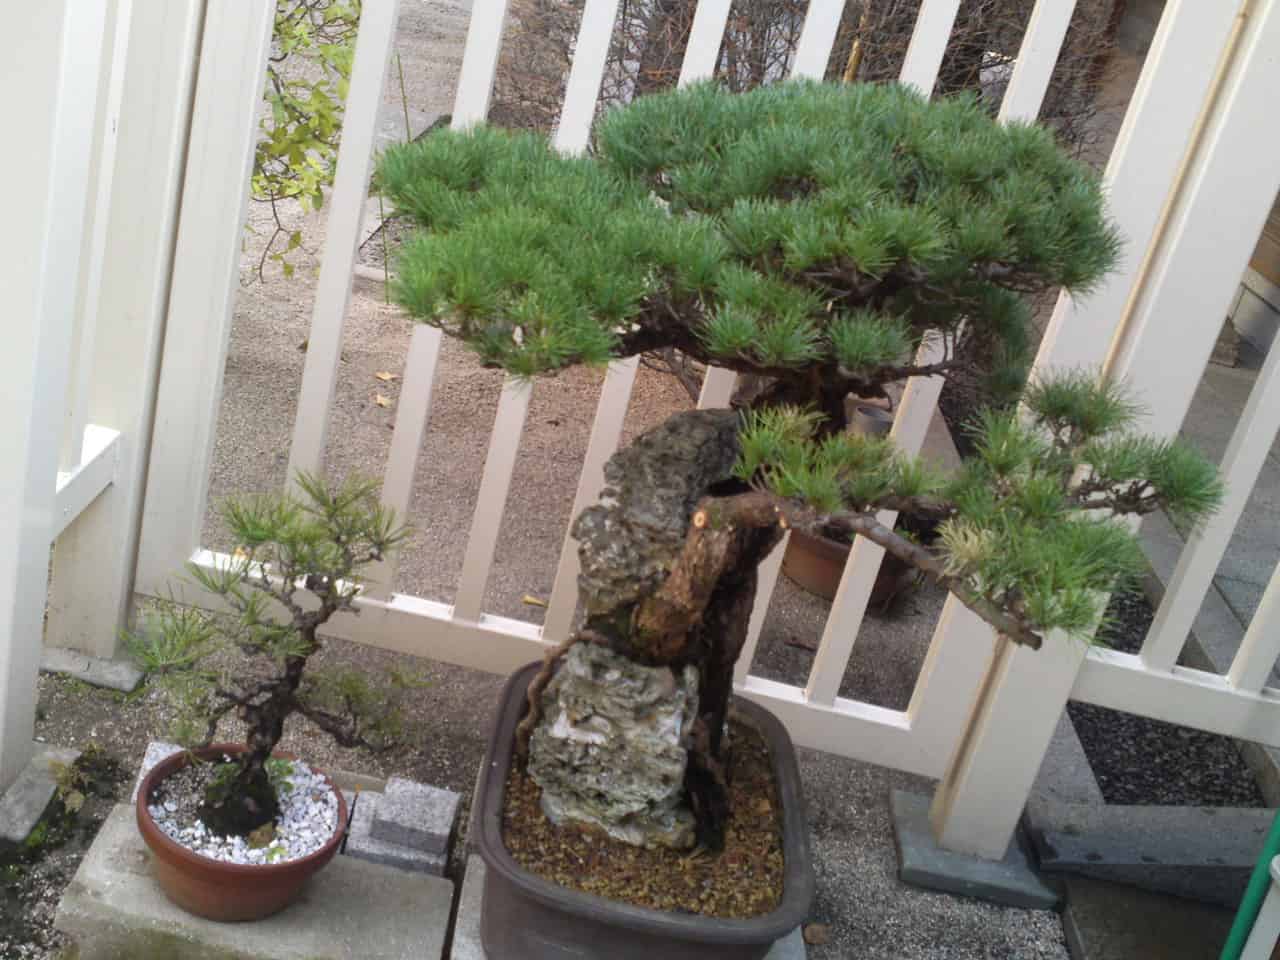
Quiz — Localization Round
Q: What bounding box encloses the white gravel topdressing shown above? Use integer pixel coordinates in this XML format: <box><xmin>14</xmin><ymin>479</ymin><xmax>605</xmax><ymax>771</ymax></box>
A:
<box><xmin>147</xmin><ymin>759</ymin><xmax>340</xmax><ymax>866</ymax></box>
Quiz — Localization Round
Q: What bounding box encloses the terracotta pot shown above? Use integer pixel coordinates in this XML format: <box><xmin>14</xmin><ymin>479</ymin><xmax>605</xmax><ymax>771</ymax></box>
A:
<box><xmin>782</xmin><ymin>528</ymin><xmax>915</xmax><ymax>606</ymax></box>
<box><xmin>476</xmin><ymin>664</ymin><xmax>815</xmax><ymax>960</ymax></box>
<box><xmin>135</xmin><ymin>743</ymin><xmax>348</xmax><ymax>922</ymax></box>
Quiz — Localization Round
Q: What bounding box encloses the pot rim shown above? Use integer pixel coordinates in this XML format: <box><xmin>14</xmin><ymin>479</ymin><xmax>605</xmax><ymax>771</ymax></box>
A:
<box><xmin>476</xmin><ymin>663</ymin><xmax>816</xmax><ymax>943</ymax></box>
<box><xmin>135</xmin><ymin>742</ymin><xmax>349</xmax><ymax>877</ymax></box>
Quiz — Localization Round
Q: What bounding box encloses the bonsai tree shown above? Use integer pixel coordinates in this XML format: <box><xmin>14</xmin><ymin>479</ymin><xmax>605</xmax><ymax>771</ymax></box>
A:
<box><xmin>129</xmin><ymin>474</ymin><xmax>410</xmax><ymax>835</ymax></box>
<box><xmin>377</xmin><ymin>80</ymin><xmax>1220</xmax><ymax>848</ymax></box>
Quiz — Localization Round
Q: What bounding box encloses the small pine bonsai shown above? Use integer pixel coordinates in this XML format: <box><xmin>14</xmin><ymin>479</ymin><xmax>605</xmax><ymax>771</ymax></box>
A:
<box><xmin>130</xmin><ymin>474</ymin><xmax>411</xmax><ymax>835</ymax></box>
<box><xmin>377</xmin><ymin>80</ymin><xmax>1221</xmax><ymax>848</ymax></box>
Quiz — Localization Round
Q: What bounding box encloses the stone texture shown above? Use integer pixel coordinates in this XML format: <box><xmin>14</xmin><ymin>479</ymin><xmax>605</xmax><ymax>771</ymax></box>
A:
<box><xmin>129</xmin><ymin>741</ymin><xmax>183</xmax><ymax>804</ymax></box>
<box><xmin>1061</xmin><ymin>876</ymin><xmax>1235</xmax><ymax>960</ymax></box>
<box><xmin>891</xmin><ymin>791</ymin><xmax>1061</xmax><ymax>910</ymax></box>
<box><xmin>344</xmin><ymin>790</ymin><xmax>446</xmax><ymax>875</ymax></box>
<box><xmin>56</xmin><ymin>804</ymin><xmax>452</xmax><ymax>960</ymax></box>
<box><xmin>448</xmin><ymin>853</ymin><xmax>807</xmax><ymax>959</ymax></box>
<box><xmin>41</xmin><ymin>646</ymin><xmax>143</xmax><ymax>693</ymax></box>
<box><xmin>0</xmin><ymin>744</ymin><xmax>80</xmax><ymax>845</ymax></box>
<box><xmin>370</xmin><ymin>776</ymin><xmax>459</xmax><ymax>854</ymax></box>
<box><xmin>529</xmin><ymin>643</ymin><xmax>699</xmax><ymax>849</ymax></box>
<box><xmin>1027</xmin><ymin>798</ymin><xmax>1273</xmax><ymax>907</ymax></box>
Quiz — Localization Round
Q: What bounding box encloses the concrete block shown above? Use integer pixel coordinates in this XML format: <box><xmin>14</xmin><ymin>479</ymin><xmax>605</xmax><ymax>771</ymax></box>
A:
<box><xmin>448</xmin><ymin>854</ymin><xmax>807</xmax><ymax>958</ymax></box>
<box><xmin>344</xmin><ymin>790</ymin><xmax>446</xmax><ymax>876</ymax></box>
<box><xmin>129</xmin><ymin>741</ymin><xmax>183</xmax><ymax>804</ymax></box>
<box><xmin>1027</xmin><ymin>798</ymin><xmax>1272</xmax><ymax>907</ymax></box>
<box><xmin>371</xmin><ymin>776</ymin><xmax>459</xmax><ymax>854</ymax></box>
<box><xmin>41</xmin><ymin>646</ymin><xmax>143</xmax><ymax>693</ymax></box>
<box><xmin>891</xmin><ymin>790</ymin><xmax>1061</xmax><ymax>910</ymax></box>
<box><xmin>0</xmin><ymin>744</ymin><xmax>80</xmax><ymax>845</ymax></box>
<box><xmin>55</xmin><ymin>803</ymin><xmax>452</xmax><ymax>960</ymax></box>
<box><xmin>1061</xmin><ymin>876</ymin><xmax>1235</xmax><ymax>960</ymax></box>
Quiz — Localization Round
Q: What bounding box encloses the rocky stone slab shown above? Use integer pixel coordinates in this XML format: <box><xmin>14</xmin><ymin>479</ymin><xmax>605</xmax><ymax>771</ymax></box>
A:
<box><xmin>41</xmin><ymin>645</ymin><xmax>143</xmax><ymax>693</ymax></box>
<box><xmin>1027</xmin><ymin>798</ymin><xmax>1272</xmax><ymax>907</ymax></box>
<box><xmin>891</xmin><ymin>790</ymin><xmax>1061</xmax><ymax>910</ymax></box>
<box><xmin>370</xmin><ymin>776</ymin><xmax>459</xmax><ymax>854</ymax></box>
<box><xmin>0</xmin><ymin>744</ymin><xmax>80</xmax><ymax>845</ymax></box>
<box><xmin>448</xmin><ymin>853</ymin><xmax>807</xmax><ymax>959</ymax></box>
<box><xmin>56</xmin><ymin>803</ymin><xmax>452</xmax><ymax>960</ymax></box>
<box><xmin>345</xmin><ymin>790</ymin><xmax>446</xmax><ymax>875</ymax></box>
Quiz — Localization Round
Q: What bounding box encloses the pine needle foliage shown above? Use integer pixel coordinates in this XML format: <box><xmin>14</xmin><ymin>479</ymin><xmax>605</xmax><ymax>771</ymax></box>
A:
<box><xmin>379</xmin><ymin>80</ymin><xmax>1119</xmax><ymax>403</ymax></box>
<box><xmin>737</xmin><ymin>374</ymin><xmax>1223</xmax><ymax>642</ymax></box>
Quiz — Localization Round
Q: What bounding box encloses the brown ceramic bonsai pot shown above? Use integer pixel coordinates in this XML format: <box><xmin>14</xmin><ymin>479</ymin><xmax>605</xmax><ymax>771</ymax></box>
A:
<box><xmin>476</xmin><ymin>663</ymin><xmax>815</xmax><ymax>960</ymax></box>
<box><xmin>135</xmin><ymin>743</ymin><xmax>348</xmax><ymax>922</ymax></box>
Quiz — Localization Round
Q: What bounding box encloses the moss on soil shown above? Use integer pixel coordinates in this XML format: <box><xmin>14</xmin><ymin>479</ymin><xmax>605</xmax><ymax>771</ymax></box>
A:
<box><xmin>502</xmin><ymin>716</ymin><xmax>785</xmax><ymax>919</ymax></box>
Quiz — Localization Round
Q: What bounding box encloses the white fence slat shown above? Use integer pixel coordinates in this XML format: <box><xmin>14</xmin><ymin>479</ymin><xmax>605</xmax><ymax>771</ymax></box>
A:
<box><xmin>1228</xmin><ymin>567</ymin><xmax>1280</xmax><ymax>694</ymax></box>
<box><xmin>134</xmin><ymin>1</ymin><xmax>276</xmax><ymax>595</ymax></box>
<box><xmin>61</xmin><ymin>0</ymin><xmax>134</xmax><ymax>473</ymax></box>
<box><xmin>804</xmin><ymin>337</ymin><xmax>947</xmax><ymax>706</ymax></box>
<box><xmin>734</xmin><ymin>535</ymin><xmax>787</xmax><ymax>685</ymax></box>
<box><xmin>52</xmin><ymin>0</ymin><xmax>206</xmax><ymax>658</ymax></box>
<box><xmin>1107</xmin><ymin>0</ymin><xmax>1280</xmax><ymax>438</ymax></box>
<box><xmin>898</xmin><ymin>0</ymin><xmax>961</xmax><ymax>94</ymax></box>
<box><xmin>542</xmin><ymin>358</ymin><xmax>638</xmax><ymax>643</ymax></box>
<box><xmin>0</xmin><ymin>0</ymin><xmax>104</xmax><ymax>788</ymax></box>
<box><xmin>553</xmin><ymin>0</ymin><xmax>621</xmax><ymax>154</ymax></box>
<box><xmin>52</xmin><ymin>426</ymin><xmax>121</xmax><ymax>541</ymax></box>
<box><xmin>1074</xmin><ymin>648</ymin><xmax>1280</xmax><ymax>746</ymax></box>
<box><xmin>678</xmin><ymin>0</ymin><xmax>733</xmax><ymax>86</ymax></box>
<box><xmin>1143</xmin><ymin>334</ymin><xmax>1280</xmax><ymax>672</ymax></box>
<box><xmin>286</xmin><ymin>0</ymin><xmax>402</xmax><ymax>485</ymax></box>
<box><xmin>452</xmin><ymin>0</ymin><xmax>512</xmax><ymax>128</ymax></box>
<box><xmin>367</xmin><ymin>326</ymin><xmax>443</xmax><ymax>600</ymax></box>
<box><xmin>931</xmin><ymin>630</ymin><xmax>1086</xmax><ymax>859</ymax></box>
<box><xmin>1034</xmin><ymin>1</ymin><xmax>1242</xmax><ymax>373</ymax></box>
<box><xmin>696</xmin><ymin>367</ymin><xmax>737</xmax><ymax>409</ymax></box>
<box><xmin>452</xmin><ymin>378</ymin><xmax>533</xmax><ymax>623</ymax></box>
<box><xmin>791</xmin><ymin>0</ymin><xmax>848</xmax><ymax>79</ymax></box>
<box><xmin>997</xmin><ymin>0</ymin><xmax>1078</xmax><ymax>124</ymax></box>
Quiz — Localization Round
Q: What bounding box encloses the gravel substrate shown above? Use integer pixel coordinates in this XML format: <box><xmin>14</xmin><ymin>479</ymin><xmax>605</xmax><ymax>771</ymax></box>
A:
<box><xmin>1067</xmin><ymin>591</ymin><xmax>1265</xmax><ymax>807</ymax></box>
<box><xmin>147</xmin><ymin>759</ymin><xmax>340</xmax><ymax>865</ymax></box>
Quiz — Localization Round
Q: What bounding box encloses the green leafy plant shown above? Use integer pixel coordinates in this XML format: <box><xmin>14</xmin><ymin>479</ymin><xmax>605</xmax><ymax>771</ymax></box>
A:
<box><xmin>376</xmin><ymin>80</ymin><xmax>1220</xmax><ymax>848</ymax></box>
<box><xmin>251</xmin><ymin>0</ymin><xmax>361</xmax><ymax>280</ymax></box>
<box><xmin>128</xmin><ymin>474</ymin><xmax>411</xmax><ymax>835</ymax></box>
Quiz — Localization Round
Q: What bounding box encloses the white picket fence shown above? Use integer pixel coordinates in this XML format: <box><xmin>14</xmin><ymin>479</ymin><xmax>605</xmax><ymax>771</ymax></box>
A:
<box><xmin>10</xmin><ymin>0</ymin><xmax>1280</xmax><ymax>865</ymax></box>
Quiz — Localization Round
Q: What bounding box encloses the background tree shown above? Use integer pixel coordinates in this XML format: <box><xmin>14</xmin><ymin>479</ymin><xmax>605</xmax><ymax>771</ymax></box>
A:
<box><xmin>378</xmin><ymin>81</ymin><xmax>1221</xmax><ymax>847</ymax></box>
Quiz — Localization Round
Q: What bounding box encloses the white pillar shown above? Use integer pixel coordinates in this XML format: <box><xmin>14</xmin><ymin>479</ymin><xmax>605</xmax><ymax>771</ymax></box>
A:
<box><xmin>45</xmin><ymin>0</ymin><xmax>207</xmax><ymax>658</ymax></box>
<box><xmin>0</xmin><ymin>0</ymin><xmax>101</xmax><ymax>788</ymax></box>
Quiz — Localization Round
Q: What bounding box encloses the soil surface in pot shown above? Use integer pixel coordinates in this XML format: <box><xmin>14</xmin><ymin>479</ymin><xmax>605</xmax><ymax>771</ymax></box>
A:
<box><xmin>502</xmin><ymin>715</ymin><xmax>784</xmax><ymax>919</ymax></box>
<box><xmin>146</xmin><ymin>757</ymin><xmax>341</xmax><ymax>864</ymax></box>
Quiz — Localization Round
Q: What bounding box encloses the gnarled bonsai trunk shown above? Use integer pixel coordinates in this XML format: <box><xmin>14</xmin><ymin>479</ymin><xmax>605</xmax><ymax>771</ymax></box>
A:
<box><xmin>523</xmin><ymin>410</ymin><xmax>782</xmax><ymax>850</ymax></box>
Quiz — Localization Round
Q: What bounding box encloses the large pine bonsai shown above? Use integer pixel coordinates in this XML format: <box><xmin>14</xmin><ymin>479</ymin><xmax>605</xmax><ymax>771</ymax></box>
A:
<box><xmin>379</xmin><ymin>80</ymin><xmax>1219</xmax><ymax>849</ymax></box>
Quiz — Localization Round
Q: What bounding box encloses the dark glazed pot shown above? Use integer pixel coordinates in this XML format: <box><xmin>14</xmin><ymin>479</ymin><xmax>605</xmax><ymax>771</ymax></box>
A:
<box><xmin>135</xmin><ymin>744</ymin><xmax>348</xmax><ymax>922</ymax></box>
<box><xmin>477</xmin><ymin>663</ymin><xmax>815</xmax><ymax>960</ymax></box>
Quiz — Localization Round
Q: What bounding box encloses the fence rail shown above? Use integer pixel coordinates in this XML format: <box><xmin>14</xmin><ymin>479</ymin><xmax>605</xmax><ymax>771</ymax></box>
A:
<box><xmin>72</xmin><ymin>0</ymin><xmax>1280</xmax><ymax>862</ymax></box>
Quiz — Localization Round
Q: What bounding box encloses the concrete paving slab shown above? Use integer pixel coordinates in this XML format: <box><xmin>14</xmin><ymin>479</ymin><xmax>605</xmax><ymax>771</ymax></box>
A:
<box><xmin>0</xmin><ymin>744</ymin><xmax>80</xmax><ymax>845</ymax></box>
<box><xmin>56</xmin><ymin>803</ymin><xmax>452</xmax><ymax>960</ymax></box>
<box><xmin>1027</xmin><ymin>799</ymin><xmax>1272</xmax><ymax>907</ymax></box>
<box><xmin>346</xmin><ymin>789</ymin><xmax>447</xmax><ymax>875</ymax></box>
<box><xmin>891</xmin><ymin>790</ymin><xmax>1061</xmax><ymax>910</ymax></box>
<box><xmin>371</xmin><ymin>775</ymin><xmax>459</xmax><ymax>854</ymax></box>
<box><xmin>129</xmin><ymin>741</ymin><xmax>182</xmax><ymax>804</ymax></box>
<box><xmin>1061</xmin><ymin>876</ymin><xmax>1235</xmax><ymax>960</ymax></box>
<box><xmin>447</xmin><ymin>853</ymin><xmax>807</xmax><ymax>959</ymax></box>
<box><xmin>41</xmin><ymin>646</ymin><xmax>143</xmax><ymax>693</ymax></box>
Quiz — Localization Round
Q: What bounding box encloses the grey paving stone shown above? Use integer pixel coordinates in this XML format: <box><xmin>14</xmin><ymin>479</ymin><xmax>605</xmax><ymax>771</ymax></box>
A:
<box><xmin>448</xmin><ymin>854</ymin><xmax>807</xmax><ymax>958</ymax></box>
<box><xmin>0</xmin><ymin>744</ymin><xmax>80</xmax><ymax>845</ymax></box>
<box><xmin>55</xmin><ymin>803</ymin><xmax>452</xmax><ymax>960</ymax></box>
<box><xmin>1027</xmin><ymin>798</ymin><xmax>1272</xmax><ymax>907</ymax></box>
<box><xmin>371</xmin><ymin>775</ymin><xmax>459</xmax><ymax>854</ymax></box>
<box><xmin>1061</xmin><ymin>876</ymin><xmax>1235</xmax><ymax>960</ymax></box>
<box><xmin>129</xmin><ymin>740</ymin><xmax>183</xmax><ymax>805</ymax></box>
<box><xmin>891</xmin><ymin>790</ymin><xmax>1061</xmax><ymax>910</ymax></box>
<box><xmin>345</xmin><ymin>790</ymin><xmax>446</xmax><ymax>875</ymax></box>
<box><xmin>41</xmin><ymin>646</ymin><xmax>143</xmax><ymax>693</ymax></box>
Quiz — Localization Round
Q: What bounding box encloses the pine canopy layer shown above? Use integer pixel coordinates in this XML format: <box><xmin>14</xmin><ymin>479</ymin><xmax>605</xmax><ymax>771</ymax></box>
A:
<box><xmin>379</xmin><ymin>80</ymin><xmax>1119</xmax><ymax>402</ymax></box>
